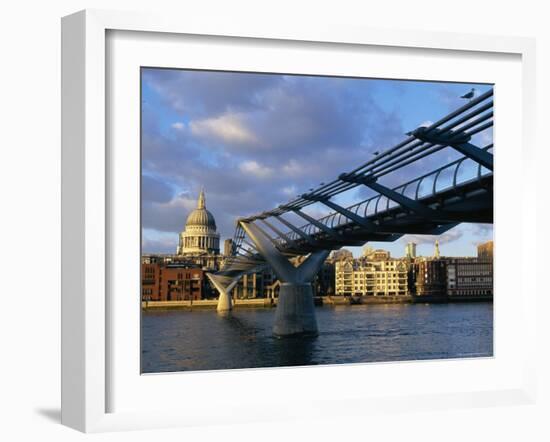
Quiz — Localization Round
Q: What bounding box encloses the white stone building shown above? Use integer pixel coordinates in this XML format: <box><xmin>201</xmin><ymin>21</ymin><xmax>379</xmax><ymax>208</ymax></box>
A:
<box><xmin>335</xmin><ymin>251</ymin><xmax>408</xmax><ymax>296</ymax></box>
<box><xmin>176</xmin><ymin>189</ymin><xmax>220</xmax><ymax>256</ymax></box>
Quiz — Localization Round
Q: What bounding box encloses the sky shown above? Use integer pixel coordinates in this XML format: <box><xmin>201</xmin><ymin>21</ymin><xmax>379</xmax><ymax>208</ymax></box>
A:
<box><xmin>141</xmin><ymin>68</ymin><xmax>493</xmax><ymax>258</ymax></box>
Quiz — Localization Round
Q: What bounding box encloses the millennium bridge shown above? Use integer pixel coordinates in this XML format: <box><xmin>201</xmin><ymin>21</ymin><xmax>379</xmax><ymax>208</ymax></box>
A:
<box><xmin>207</xmin><ymin>89</ymin><xmax>494</xmax><ymax>337</ymax></box>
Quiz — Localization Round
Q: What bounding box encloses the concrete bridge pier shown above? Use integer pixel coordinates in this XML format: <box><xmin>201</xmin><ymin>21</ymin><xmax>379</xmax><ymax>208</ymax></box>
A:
<box><xmin>206</xmin><ymin>273</ymin><xmax>240</xmax><ymax>313</ymax></box>
<box><xmin>273</xmin><ymin>282</ymin><xmax>318</xmax><ymax>337</ymax></box>
<box><xmin>216</xmin><ymin>288</ymin><xmax>232</xmax><ymax>312</ymax></box>
<box><xmin>240</xmin><ymin>221</ymin><xmax>329</xmax><ymax>338</ymax></box>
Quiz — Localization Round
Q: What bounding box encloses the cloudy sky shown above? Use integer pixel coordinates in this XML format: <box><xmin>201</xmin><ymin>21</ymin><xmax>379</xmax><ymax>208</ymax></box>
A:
<box><xmin>141</xmin><ymin>68</ymin><xmax>493</xmax><ymax>258</ymax></box>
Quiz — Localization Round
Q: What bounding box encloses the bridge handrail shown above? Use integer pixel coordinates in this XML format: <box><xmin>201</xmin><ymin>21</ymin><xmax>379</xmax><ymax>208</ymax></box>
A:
<box><xmin>283</xmin><ymin>147</ymin><xmax>493</xmax><ymax>241</ymax></box>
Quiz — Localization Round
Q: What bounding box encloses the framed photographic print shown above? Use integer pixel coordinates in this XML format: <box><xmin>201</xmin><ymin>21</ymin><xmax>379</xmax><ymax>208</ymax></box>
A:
<box><xmin>140</xmin><ymin>68</ymin><xmax>495</xmax><ymax>374</ymax></box>
<box><xmin>61</xmin><ymin>9</ymin><xmax>537</xmax><ymax>432</ymax></box>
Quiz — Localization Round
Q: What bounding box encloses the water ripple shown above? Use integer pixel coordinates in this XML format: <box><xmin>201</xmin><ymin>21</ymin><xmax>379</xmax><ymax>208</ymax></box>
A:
<box><xmin>142</xmin><ymin>303</ymin><xmax>493</xmax><ymax>373</ymax></box>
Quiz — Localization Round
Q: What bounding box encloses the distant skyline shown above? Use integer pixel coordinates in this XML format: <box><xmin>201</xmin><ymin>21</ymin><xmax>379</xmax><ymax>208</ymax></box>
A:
<box><xmin>141</xmin><ymin>68</ymin><xmax>493</xmax><ymax>257</ymax></box>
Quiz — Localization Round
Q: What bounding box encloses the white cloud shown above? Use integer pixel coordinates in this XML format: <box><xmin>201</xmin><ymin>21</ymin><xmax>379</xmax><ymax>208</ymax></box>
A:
<box><xmin>239</xmin><ymin>160</ymin><xmax>273</xmax><ymax>178</ymax></box>
<box><xmin>400</xmin><ymin>227</ymin><xmax>464</xmax><ymax>247</ymax></box>
<box><xmin>141</xmin><ymin>230</ymin><xmax>179</xmax><ymax>254</ymax></box>
<box><xmin>142</xmin><ymin>192</ymin><xmax>200</xmax><ymax>233</ymax></box>
<box><xmin>190</xmin><ymin>113</ymin><xmax>258</xmax><ymax>145</ymax></box>
<box><xmin>171</xmin><ymin>122</ymin><xmax>185</xmax><ymax>131</ymax></box>
<box><xmin>282</xmin><ymin>159</ymin><xmax>302</xmax><ymax>177</ymax></box>
<box><xmin>470</xmin><ymin>224</ymin><xmax>493</xmax><ymax>246</ymax></box>
<box><xmin>282</xmin><ymin>185</ymin><xmax>297</xmax><ymax>196</ymax></box>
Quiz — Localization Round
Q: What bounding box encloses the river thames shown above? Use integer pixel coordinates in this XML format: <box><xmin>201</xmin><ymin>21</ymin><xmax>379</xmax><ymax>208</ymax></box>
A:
<box><xmin>141</xmin><ymin>302</ymin><xmax>493</xmax><ymax>373</ymax></box>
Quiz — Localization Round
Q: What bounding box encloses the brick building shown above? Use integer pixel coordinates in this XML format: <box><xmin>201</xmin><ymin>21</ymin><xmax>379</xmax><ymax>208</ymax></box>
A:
<box><xmin>141</xmin><ymin>262</ymin><xmax>205</xmax><ymax>301</ymax></box>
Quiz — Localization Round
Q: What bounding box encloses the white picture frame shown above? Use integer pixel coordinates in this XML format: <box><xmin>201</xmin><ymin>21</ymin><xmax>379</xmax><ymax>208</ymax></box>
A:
<box><xmin>61</xmin><ymin>9</ymin><xmax>537</xmax><ymax>433</ymax></box>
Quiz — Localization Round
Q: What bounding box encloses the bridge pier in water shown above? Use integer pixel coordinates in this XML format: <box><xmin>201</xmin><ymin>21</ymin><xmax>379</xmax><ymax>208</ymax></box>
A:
<box><xmin>240</xmin><ymin>221</ymin><xmax>329</xmax><ymax>337</ymax></box>
<box><xmin>206</xmin><ymin>273</ymin><xmax>239</xmax><ymax>313</ymax></box>
<box><xmin>273</xmin><ymin>282</ymin><xmax>317</xmax><ymax>337</ymax></box>
<box><xmin>216</xmin><ymin>288</ymin><xmax>232</xmax><ymax>312</ymax></box>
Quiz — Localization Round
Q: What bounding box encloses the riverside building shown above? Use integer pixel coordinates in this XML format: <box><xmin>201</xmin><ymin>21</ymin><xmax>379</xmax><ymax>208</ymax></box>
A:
<box><xmin>411</xmin><ymin>258</ymin><xmax>447</xmax><ymax>297</ymax></box>
<box><xmin>409</xmin><ymin>241</ymin><xmax>446</xmax><ymax>297</ymax></box>
<box><xmin>141</xmin><ymin>262</ymin><xmax>205</xmax><ymax>301</ymax></box>
<box><xmin>409</xmin><ymin>241</ymin><xmax>493</xmax><ymax>299</ymax></box>
<box><xmin>335</xmin><ymin>249</ymin><xmax>408</xmax><ymax>296</ymax></box>
<box><xmin>446</xmin><ymin>257</ymin><xmax>493</xmax><ymax>298</ymax></box>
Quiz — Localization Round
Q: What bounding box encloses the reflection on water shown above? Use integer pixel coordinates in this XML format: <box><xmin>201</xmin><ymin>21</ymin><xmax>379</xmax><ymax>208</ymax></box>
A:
<box><xmin>141</xmin><ymin>303</ymin><xmax>493</xmax><ymax>373</ymax></box>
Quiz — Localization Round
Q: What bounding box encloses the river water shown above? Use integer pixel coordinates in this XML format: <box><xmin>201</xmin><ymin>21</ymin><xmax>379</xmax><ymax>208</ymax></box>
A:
<box><xmin>141</xmin><ymin>302</ymin><xmax>493</xmax><ymax>373</ymax></box>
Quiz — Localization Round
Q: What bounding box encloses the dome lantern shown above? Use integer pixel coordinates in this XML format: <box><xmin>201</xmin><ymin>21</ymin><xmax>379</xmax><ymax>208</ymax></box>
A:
<box><xmin>197</xmin><ymin>188</ymin><xmax>205</xmax><ymax>209</ymax></box>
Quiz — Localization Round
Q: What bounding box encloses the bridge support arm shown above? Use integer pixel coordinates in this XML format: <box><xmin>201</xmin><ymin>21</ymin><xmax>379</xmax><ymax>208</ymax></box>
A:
<box><xmin>355</xmin><ymin>178</ymin><xmax>441</xmax><ymax>218</ymax></box>
<box><xmin>450</xmin><ymin>142</ymin><xmax>493</xmax><ymax>171</ymax></box>
<box><xmin>240</xmin><ymin>221</ymin><xmax>330</xmax><ymax>337</ymax></box>
<box><xmin>408</xmin><ymin>127</ymin><xmax>493</xmax><ymax>171</ymax></box>
<box><xmin>259</xmin><ymin>218</ymin><xmax>299</xmax><ymax>249</ymax></box>
<box><xmin>240</xmin><ymin>222</ymin><xmax>298</xmax><ymax>282</ymax></box>
<box><xmin>274</xmin><ymin>215</ymin><xmax>317</xmax><ymax>246</ymax></box>
<box><xmin>292</xmin><ymin>209</ymin><xmax>342</xmax><ymax>240</ymax></box>
<box><xmin>337</xmin><ymin>176</ymin><xmax>470</xmax><ymax>224</ymax></box>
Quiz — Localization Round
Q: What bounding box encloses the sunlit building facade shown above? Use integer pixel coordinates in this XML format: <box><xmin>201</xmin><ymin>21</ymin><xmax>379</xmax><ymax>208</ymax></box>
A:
<box><xmin>335</xmin><ymin>250</ymin><xmax>408</xmax><ymax>296</ymax></box>
<box><xmin>477</xmin><ymin>240</ymin><xmax>494</xmax><ymax>260</ymax></box>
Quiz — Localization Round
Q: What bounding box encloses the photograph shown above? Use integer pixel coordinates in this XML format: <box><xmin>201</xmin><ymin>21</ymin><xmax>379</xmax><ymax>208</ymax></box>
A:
<box><xmin>140</xmin><ymin>68</ymin><xmax>494</xmax><ymax>373</ymax></box>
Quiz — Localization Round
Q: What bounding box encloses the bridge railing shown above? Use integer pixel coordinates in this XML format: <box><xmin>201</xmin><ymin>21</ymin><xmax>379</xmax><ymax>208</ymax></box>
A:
<box><xmin>284</xmin><ymin>145</ymin><xmax>493</xmax><ymax>241</ymax></box>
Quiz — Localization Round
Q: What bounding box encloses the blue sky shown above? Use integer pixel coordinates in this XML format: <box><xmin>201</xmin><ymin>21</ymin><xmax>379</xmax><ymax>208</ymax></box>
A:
<box><xmin>141</xmin><ymin>68</ymin><xmax>493</xmax><ymax>258</ymax></box>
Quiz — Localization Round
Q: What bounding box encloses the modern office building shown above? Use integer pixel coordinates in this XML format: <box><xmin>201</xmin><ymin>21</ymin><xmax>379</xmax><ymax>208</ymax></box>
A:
<box><xmin>445</xmin><ymin>257</ymin><xmax>493</xmax><ymax>298</ymax></box>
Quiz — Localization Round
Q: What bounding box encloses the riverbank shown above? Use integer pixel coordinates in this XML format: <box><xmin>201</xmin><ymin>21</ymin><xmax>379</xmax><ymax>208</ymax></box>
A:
<box><xmin>142</xmin><ymin>298</ymin><xmax>273</xmax><ymax>310</ymax></box>
<box><xmin>141</xmin><ymin>294</ymin><xmax>492</xmax><ymax>310</ymax></box>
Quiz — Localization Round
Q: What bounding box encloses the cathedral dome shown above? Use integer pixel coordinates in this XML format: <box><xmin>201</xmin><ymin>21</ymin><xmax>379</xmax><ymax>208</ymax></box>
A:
<box><xmin>177</xmin><ymin>188</ymin><xmax>220</xmax><ymax>256</ymax></box>
<box><xmin>185</xmin><ymin>189</ymin><xmax>217</xmax><ymax>230</ymax></box>
<box><xmin>186</xmin><ymin>208</ymin><xmax>217</xmax><ymax>229</ymax></box>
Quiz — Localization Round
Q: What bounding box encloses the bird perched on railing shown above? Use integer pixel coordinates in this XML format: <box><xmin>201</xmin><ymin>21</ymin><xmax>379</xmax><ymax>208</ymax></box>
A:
<box><xmin>460</xmin><ymin>88</ymin><xmax>476</xmax><ymax>101</ymax></box>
